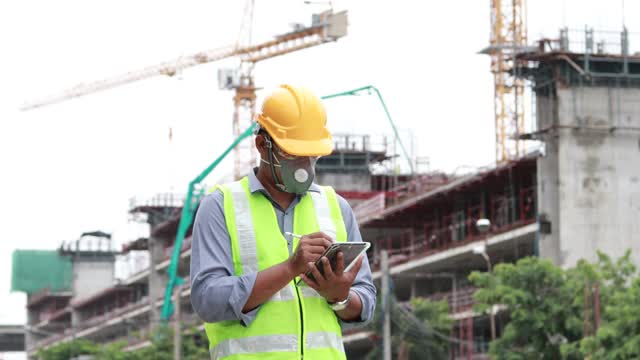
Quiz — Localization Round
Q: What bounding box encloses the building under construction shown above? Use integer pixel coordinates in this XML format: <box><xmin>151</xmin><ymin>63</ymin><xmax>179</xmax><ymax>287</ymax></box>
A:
<box><xmin>10</xmin><ymin>28</ymin><xmax>640</xmax><ymax>359</ymax></box>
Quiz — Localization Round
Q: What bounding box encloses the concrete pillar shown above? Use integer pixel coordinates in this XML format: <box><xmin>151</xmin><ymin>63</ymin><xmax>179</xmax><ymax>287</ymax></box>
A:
<box><xmin>148</xmin><ymin>235</ymin><xmax>167</xmax><ymax>331</ymax></box>
<box><xmin>25</xmin><ymin>307</ymin><xmax>37</xmax><ymax>352</ymax></box>
<box><xmin>71</xmin><ymin>308</ymin><xmax>81</xmax><ymax>329</ymax></box>
<box><xmin>537</xmin><ymin>86</ymin><xmax>640</xmax><ymax>267</ymax></box>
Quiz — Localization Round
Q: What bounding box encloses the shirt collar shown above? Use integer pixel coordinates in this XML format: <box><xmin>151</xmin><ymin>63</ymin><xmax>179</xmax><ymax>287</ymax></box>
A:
<box><xmin>248</xmin><ymin>168</ymin><xmax>321</xmax><ymax>194</ymax></box>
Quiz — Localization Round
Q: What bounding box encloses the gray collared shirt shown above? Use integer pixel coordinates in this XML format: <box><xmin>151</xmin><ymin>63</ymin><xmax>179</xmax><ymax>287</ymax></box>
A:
<box><xmin>190</xmin><ymin>170</ymin><xmax>376</xmax><ymax>329</ymax></box>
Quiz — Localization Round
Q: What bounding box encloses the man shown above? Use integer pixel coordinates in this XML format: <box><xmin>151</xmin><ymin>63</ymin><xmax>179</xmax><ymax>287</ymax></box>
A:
<box><xmin>191</xmin><ymin>84</ymin><xmax>376</xmax><ymax>360</ymax></box>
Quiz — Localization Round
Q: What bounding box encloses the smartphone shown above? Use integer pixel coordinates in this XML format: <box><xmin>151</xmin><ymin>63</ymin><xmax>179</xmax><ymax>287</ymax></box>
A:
<box><xmin>298</xmin><ymin>242</ymin><xmax>370</xmax><ymax>285</ymax></box>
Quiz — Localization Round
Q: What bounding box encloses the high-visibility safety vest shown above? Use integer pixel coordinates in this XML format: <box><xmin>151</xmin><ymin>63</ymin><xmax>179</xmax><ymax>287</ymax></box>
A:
<box><xmin>204</xmin><ymin>177</ymin><xmax>349</xmax><ymax>360</ymax></box>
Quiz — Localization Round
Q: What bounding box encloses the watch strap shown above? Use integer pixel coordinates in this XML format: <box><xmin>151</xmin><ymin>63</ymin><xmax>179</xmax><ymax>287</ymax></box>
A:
<box><xmin>330</xmin><ymin>291</ymin><xmax>351</xmax><ymax>311</ymax></box>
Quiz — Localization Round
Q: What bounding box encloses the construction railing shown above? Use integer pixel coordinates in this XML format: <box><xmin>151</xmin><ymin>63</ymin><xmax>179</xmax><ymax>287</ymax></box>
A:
<box><xmin>34</xmin><ymin>295</ymin><xmax>153</xmax><ymax>349</ymax></box>
<box><xmin>558</xmin><ymin>27</ymin><xmax>639</xmax><ymax>57</ymax></box>
<box><xmin>128</xmin><ymin>193</ymin><xmax>185</xmax><ymax>211</ymax></box>
<box><xmin>353</xmin><ymin>193</ymin><xmax>386</xmax><ymax>224</ymax></box>
<box><xmin>353</xmin><ymin>174</ymin><xmax>452</xmax><ymax>224</ymax></box>
<box><xmin>38</xmin><ymin>306</ymin><xmax>71</xmax><ymax>323</ymax></box>
<box><xmin>75</xmin><ymin>296</ymin><xmax>150</xmax><ymax>333</ymax></box>
<box><xmin>370</xmin><ymin>186</ymin><xmax>537</xmax><ymax>269</ymax></box>
<box><xmin>331</xmin><ymin>133</ymin><xmax>389</xmax><ymax>154</ymax></box>
<box><xmin>385</xmin><ymin>174</ymin><xmax>451</xmax><ymax>207</ymax></box>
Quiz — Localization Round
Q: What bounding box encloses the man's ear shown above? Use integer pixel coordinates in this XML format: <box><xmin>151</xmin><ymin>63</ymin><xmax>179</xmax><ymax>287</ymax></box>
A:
<box><xmin>255</xmin><ymin>134</ymin><xmax>267</xmax><ymax>159</ymax></box>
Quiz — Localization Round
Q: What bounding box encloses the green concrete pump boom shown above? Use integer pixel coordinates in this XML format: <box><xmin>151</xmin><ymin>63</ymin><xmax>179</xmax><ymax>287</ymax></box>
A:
<box><xmin>320</xmin><ymin>85</ymin><xmax>414</xmax><ymax>174</ymax></box>
<box><xmin>160</xmin><ymin>85</ymin><xmax>411</xmax><ymax>322</ymax></box>
<box><xmin>160</xmin><ymin>123</ymin><xmax>257</xmax><ymax>321</ymax></box>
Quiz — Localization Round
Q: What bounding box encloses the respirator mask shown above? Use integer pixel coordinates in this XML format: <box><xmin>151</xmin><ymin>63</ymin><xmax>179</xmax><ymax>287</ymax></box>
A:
<box><xmin>261</xmin><ymin>135</ymin><xmax>318</xmax><ymax>194</ymax></box>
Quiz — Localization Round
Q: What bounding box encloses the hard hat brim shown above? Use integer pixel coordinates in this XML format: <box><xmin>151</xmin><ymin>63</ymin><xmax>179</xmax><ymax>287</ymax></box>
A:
<box><xmin>273</xmin><ymin>136</ymin><xmax>334</xmax><ymax>157</ymax></box>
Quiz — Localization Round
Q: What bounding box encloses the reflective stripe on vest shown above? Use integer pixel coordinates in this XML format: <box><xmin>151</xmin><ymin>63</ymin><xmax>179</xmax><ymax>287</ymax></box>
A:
<box><xmin>310</xmin><ymin>189</ymin><xmax>336</xmax><ymax>240</ymax></box>
<box><xmin>227</xmin><ymin>180</ymin><xmax>258</xmax><ymax>274</ymax></box>
<box><xmin>299</xmin><ymin>286</ymin><xmax>324</xmax><ymax>299</ymax></box>
<box><xmin>210</xmin><ymin>334</ymin><xmax>298</xmax><ymax>359</ymax></box>
<box><xmin>306</xmin><ymin>331</ymin><xmax>345</xmax><ymax>352</ymax></box>
<box><xmin>209</xmin><ymin>332</ymin><xmax>345</xmax><ymax>359</ymax></box>
<box><xmin>270</xmin><ymin>283</ymin><xmax>296</xmax><ymax>302</ymax></box>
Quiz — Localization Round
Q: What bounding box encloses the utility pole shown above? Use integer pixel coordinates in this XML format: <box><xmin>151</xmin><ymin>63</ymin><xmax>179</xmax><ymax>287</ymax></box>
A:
<box><xmin>594</xmin><ymin>282</ymin><xmax>600</xmax><ymax>331</ymax></box>
<box><xmin>584</xmin><ymin>284</ymin><xmax>591</xmax><ymax>337</ymax></box>
<box><xmin>381</xmin><ymin>250</ymin><xmax>391</xmax><ymax>360</ymax></box>
<box><xmin>486</xmin><ymin>256</ymin><xmax>496</xmax><ymax>342</ymax></box>
<box><xmin>473</xmin><ymin>245</ymin><xmax>496</xmax><ymax>341</ymax></box>
<box><xmin>474</xmin><ymin>219</ymin><xmax>496</xmax><ymax>341</ymax></box>
<box><xmin>174</xmin><ymin>284</ymin><xmax>183</xmax><ymax>360</ymax></box>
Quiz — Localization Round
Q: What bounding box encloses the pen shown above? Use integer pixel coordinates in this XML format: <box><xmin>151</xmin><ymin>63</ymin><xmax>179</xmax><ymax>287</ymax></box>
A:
<box><xmin>285</xmin><ymin>232</ymin><xmax>303</xmax><ymax>239</ymax></box>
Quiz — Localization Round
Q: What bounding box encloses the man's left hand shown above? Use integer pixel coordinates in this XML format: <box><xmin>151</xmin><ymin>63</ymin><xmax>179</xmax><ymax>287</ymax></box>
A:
<box><xmin>300</xmin><ymin>252</ymin><xmax>364</xmax><ymax>303</ymax></box>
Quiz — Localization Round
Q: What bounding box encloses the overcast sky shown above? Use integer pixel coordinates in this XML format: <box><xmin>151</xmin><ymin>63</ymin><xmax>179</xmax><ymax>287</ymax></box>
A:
<box><xmin>0</xmin><ymin>0</ymin><xmax>636</xmax><ymax>358</ymax></box>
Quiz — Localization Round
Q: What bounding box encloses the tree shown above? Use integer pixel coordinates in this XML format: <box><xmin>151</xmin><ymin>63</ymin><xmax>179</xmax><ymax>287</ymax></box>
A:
<box><xmin>469</xmin><ymin>250</ymin><xmax>639</xmax><ymax>360</ymax></box>
<box><xmin>470</xmin><ymin>257</ymin><xmax>582</xmax><ymax>359</ymax></box>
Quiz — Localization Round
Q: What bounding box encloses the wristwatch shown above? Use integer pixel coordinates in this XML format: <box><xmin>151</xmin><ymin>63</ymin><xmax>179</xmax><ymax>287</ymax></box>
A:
<box><xmin>329</xmin><ymin>292</ymin><xmax>351</xmax><ymax>311</ymax></box>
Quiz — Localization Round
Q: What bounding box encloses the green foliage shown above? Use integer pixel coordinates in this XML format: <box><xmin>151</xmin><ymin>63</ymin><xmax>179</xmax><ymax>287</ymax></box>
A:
<box><xmin>367</xmin><ymin>297</ymin><xmax>452</xmax><ymax>360</ymax></box>
<box><xmin>36</xmin><ymin>325</ymin><xmax>209</xmax><ymax>360</ymax></box>
<box><xmin>37</xmin><ymin>338</ymin><xmax>98</xmax><ymax>360</ymax></box>
<box><xmin>469</xmin><ymin>250</ymin><xmax>639</xmax><ymax>360</ymax></box>
<box><xmin>471</xmin><ymin>257</ymin><xmax>580</xmax><ymax>359</ymax></box>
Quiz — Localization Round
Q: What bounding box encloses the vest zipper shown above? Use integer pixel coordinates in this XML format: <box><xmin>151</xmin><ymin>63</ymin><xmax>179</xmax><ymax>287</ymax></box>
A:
<box><xmin>294</xmin><ymin>283</ymin><xmax>305</xmax><ymax>358</ymax></box>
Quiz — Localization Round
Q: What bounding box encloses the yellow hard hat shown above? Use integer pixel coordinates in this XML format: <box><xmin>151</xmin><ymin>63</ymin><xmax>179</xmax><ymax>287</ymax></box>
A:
<box><xmin>255</xmin><ymin>85</ymin><xmax>333</xmax><ymax>157</ymax></box>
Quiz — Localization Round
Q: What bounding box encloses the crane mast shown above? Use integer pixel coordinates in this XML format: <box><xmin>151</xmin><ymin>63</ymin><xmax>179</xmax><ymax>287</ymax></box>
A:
<box><xmin>488</xmin><ymin>0</ymin><xmax>527</xmax><ymax>163</ymax></box>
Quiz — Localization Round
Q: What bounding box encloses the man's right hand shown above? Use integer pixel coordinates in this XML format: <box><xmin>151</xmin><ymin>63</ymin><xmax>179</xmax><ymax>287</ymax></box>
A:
<box><xmin>287</xmin><ymin>232</ymin><xmax>333</xmax><ymax>275</ymax></box>
<box><xmin>243</xmin><ymin>232</ymin><xmax>332</xmax><ymax>313</ymax></box>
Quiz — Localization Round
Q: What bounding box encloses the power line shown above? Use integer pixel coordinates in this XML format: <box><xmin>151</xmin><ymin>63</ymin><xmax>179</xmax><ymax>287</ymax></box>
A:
<box><xmin>385</xmin><ymin>296</ymin><xmax>487</xmax><ymax>348</ymax></box>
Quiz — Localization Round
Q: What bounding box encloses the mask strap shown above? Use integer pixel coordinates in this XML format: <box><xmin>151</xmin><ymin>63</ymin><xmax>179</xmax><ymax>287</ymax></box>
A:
<box><xmin>264</xmin><ymin>136</ymin><xmax>286</xmax><ymax>192</ymax></box>
<box><xmin>260</xmin><ymin>158</ymin><xmax>281</xmax><ymax>167</ymax></box>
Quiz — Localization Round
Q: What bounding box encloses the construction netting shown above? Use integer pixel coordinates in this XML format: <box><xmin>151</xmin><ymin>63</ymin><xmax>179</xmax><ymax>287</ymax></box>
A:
<box><xmin>11</xmin><ymin>250</ymin><xmax>72</xmax><ymax>294</ymax></box>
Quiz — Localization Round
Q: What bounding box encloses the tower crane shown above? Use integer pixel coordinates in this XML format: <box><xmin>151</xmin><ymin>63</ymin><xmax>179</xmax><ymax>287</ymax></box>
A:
<box><xmin>481</xmin><ymin>0</ymin><xmax>529</xmax><ymax>163</ymax></box>
<box><xmin>22</xmin><ymin>6</ymin><xmax>348</xmax><ymax>178</ymax></box>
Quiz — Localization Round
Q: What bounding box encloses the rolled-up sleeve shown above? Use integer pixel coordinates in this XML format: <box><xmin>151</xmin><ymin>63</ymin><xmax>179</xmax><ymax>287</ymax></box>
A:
<box><xmin>336</xmin><ymin>195</ymin><xmax>377</xmax><ymax>329</ymax></box>
<box><xmin>190</xmin><ymin>191</ymin><xmax>260</xmax><ymax>326</ymax></box>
